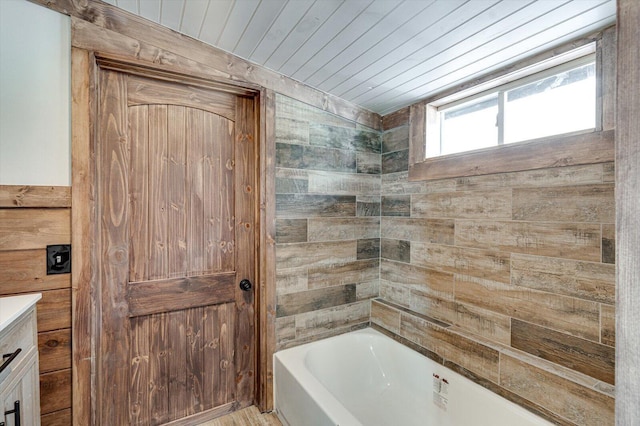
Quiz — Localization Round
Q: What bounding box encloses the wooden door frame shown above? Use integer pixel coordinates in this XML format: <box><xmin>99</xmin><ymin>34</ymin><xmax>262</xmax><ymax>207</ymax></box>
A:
<box><xmin>71</xmin><ymin>50</ymin><xmax>276</xmax><ymax>425</ymax></box>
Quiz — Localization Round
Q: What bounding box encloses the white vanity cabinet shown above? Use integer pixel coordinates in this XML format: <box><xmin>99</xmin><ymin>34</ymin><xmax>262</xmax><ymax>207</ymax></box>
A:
<box><xmin>0</xmin><ymin>294</ymin><xmax>42</xmax><ymax>426</ymax></box>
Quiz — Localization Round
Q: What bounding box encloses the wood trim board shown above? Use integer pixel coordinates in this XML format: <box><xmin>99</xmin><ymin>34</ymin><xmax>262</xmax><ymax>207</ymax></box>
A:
<box><xmin>615</xmin><ymin>0</ymin><xmax>640</xmax><ymax>423</ymax></box>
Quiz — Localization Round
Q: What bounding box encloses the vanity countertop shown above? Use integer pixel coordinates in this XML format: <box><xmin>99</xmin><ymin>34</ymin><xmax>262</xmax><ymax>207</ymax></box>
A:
<box><xmin>0</xmin><ymin>293</ymin><xmax>42</xmax><ymax>334</ymax></box>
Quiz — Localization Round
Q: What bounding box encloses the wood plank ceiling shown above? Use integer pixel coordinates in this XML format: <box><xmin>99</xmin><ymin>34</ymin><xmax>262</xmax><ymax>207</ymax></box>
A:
<box><xmin>101</xmin><ymin>0</ymin><xmax>616</xmax><ymax>116</ymax></box>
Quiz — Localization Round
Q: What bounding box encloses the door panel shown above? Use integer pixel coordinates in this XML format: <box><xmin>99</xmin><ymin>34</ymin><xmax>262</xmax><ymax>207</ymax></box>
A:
<box><xmin>96</xmin><ymin>68</ymin><xmax>256</xmax><ymax>425</ymax></box>
<box><xmin>128</xmin><ymin>104</ymin><xmax>235</xmax><ymax>281</ymax></box>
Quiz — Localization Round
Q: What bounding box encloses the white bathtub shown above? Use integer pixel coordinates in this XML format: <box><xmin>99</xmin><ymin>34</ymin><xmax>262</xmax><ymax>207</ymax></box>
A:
<box><xmin>274</xmin><ymin>328</ymin><xmax>552</xmax><ymax>426</ymax></box>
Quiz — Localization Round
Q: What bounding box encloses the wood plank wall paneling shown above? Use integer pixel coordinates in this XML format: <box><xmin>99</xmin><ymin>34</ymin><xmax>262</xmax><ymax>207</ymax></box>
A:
<box><xmin>374</xmin><ymin>30</ymin><xmax>617</xmax><ymax>423</ymax></box>
<box><xmin>274</xmin><ymin>95</ymin><xmax>379</xmax><ymax>350</ymax></box>
<box><xmin>0</xmin><ymin>185</ymin><xmax>72</xmax><ymax>424</ymax></box>
<box><xmin>616</xmin><ymin>0</ymin><xmax>640</xmax><ymax>423</ymax></box>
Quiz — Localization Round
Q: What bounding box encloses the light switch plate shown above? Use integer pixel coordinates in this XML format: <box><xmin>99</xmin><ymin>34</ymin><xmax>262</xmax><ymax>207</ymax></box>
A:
<box><xmin>46</xmin><ymin>244</ymin><xmax>71</xmax><ymax>275</ymax></box>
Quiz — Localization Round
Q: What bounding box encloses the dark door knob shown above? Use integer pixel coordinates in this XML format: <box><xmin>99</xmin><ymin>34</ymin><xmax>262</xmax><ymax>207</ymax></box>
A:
<box><xmin>239</xmin><ymin>279</ymin><xmax>252</xmax><ymax>291</ymax></box>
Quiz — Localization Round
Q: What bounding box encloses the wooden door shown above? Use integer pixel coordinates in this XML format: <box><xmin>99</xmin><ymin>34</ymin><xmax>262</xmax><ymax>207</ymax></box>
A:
<box><xmin>95</xmin><ymin>68</ymin><xmax>256</xmax><ymax>425</ymax></box>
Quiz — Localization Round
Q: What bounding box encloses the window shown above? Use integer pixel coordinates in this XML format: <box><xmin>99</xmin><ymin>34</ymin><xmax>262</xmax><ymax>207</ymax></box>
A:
<box><xmin>427</xmin><ymin>47</ymin><xmax>596</xmax><ymax>159</ymax></box>
<box><xmin>408</xmin><ymin>39</ymin><xmax>614</xmax><ymax>182</ymax></box>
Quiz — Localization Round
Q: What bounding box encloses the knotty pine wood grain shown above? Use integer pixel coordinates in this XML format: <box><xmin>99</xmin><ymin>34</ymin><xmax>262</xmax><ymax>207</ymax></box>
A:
<box><xmin>168</xmin><ymin>310</ymin><xmax>188</xmax><ymax>420</ymax></box>
<box><xmin>38</xmin><ymin>329</ymin><xmax>72</xmax><ymax>374</ymax></box>
<box><xmin>40</xmin><ymin>368</ymin><xmax>72</xmax><ymax>415</ymax></box>
<box><xmin>127</xmin><ymin>75</ymin><xmax>236</xmax><ymax>121</ymax></box>
<box><xmin>96</xmin><ymin>68</ymin><xmax>130</xmax><ymax>424</ymax></box>
<box><xmin>148</xmin><ymin>104</ymin><xmax>169</xmax><ymax>280</ymax></box>
<box><xmin>130</xmin><ymin>316</ymin><xmax>150</xmax><ymax>425</ymax></box>
<box><xmin>71</xmin><ymin>46</ymin><xmax>94</xmax><ymax>426</ymax></box>
<box><xmin>0</xmin><ymin>209</ymin><xmax>70</xmax><ymax>250</ymax></box>
<box><xmin>0</xmin><ymin>249</ymin><xmax>70</xmax><ymax>293</ymax></box>
<box><xmin>511</xmin><ymin>319</ymin><xmax>614</xmax><ymax>385</ymax></box>
<box><xmin>167</xmin><ymin>105</ymin><xmax>188</xmax><ymax>278</ymax></box>
<box><xmin>127</xmin><ymin>274</ymin><xmax>235</xmax><ymax>315</ymax></box>
<box><xmin>203</xmin><ymin>303</ymin><xmax>236</xmax><ymax>409</ymax></box>
<box><xmin>258</xmin><ymin>88</ymin><xmax>277</xmax><ymax>411</ymax></box>
<box><xmin>41</xmin><ymin>409</ymin><xmax>72</xmax><ymax>426</ymax></box>
<box><xmin>0</xmin><ymin>185</ymin><xmax>70</xmax><ymax>208</ymax></box>
<box><xmin>233</xmin><ymin>95</ymin><xmax>257</xmax><ymax>409</ymax></box>
<box><xmin>186</xmin><ymin>307</ymin><xmax>204</xmax><ymax>417</ymax></box>
<box><xmin>37</xmin><ymin>289</ymin><xmax>72</xmax><ymax>332</ymax></box>
<box><xmin>128</xmin><ymin>105</ymin><xmax>150</xmax><ymax>283</ymax></box>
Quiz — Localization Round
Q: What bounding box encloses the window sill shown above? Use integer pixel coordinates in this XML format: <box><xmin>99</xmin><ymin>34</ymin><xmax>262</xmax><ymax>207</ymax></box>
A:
<box><xmin>408</xmin><ymin>128</ymin><xmax>614</xmax><ymax>182</ymax></box>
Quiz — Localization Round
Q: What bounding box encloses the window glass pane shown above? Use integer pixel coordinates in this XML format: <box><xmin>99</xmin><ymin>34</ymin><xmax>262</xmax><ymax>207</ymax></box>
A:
<box><xmin>504</xmin><ymin>63</ymin><xmax>595</xmax><ymax>144</ymax></box>
<box><xmin>439</xmin><ymin>94</ymin><xmax>498</xmax><ymax>156</ymax></box>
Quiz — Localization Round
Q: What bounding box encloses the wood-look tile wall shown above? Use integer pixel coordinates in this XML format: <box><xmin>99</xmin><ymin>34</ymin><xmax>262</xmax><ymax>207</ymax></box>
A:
<box><xmin>372</xmin><ymin>108</ymin><xmax>615</xmax><ymax>425</ymax></box>
<box><xmin>0</xmin><ymin>186</ymin><xmax>73</xmax><ymax>425</ymax></box>
<box><xmin>274</xmin><ymin>95</ymin><xmax>380</xmax><ymax>349</ymax></box>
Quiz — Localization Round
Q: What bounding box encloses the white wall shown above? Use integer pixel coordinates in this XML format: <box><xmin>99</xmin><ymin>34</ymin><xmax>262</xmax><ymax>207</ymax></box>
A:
<box><xmin>0</xmin><ymin>0</ymin><xmax>71</xmax><ymax>186</ymax></box>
